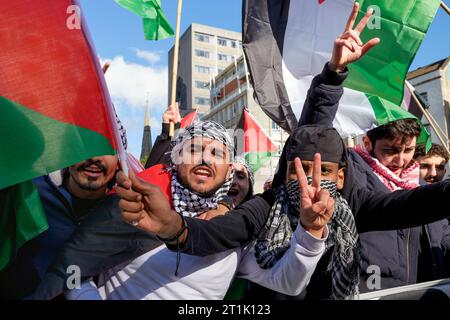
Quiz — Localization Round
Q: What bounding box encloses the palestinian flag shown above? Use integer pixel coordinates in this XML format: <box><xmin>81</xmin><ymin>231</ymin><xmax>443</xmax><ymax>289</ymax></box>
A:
<box><xmin>243</xmin><ymin>0</ymin><xmax>439</xmax><ymax>140</ymax></box>
<box><xmin>235</xmin><ymin>109</ymin><xmax>279</xmax><ymax>172</ymax></box>
<box><xmin>0</xmin><ymin>0</ymin><xmax>118</xmax><ymax>269</ymax></box>
<box><xmin>180</xmin><ymin>109</ymin><xmax>199</xmax><ymax>128</ymax></box>
<box><xmin>114</xmin><ymin>0</ymin><xmax>174</xmax><ymax>40</ymax></box>
<box><xmin>0</xmin><ymin>0</ymin><xmax>118</xmax><ymax>189</ymax></box>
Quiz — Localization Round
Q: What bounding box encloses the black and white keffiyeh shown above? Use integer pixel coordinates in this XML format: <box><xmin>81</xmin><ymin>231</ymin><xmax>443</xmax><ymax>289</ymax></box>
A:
<box><xmin>254</xmin><ymin>178</ymin><xmax>361</xmax><ymax>300</ymax></box>
<box><xmin>233</xmin><ymin>156</ymin><xmax>255</xmax><ymax>197</ymax></box>
<box><xmin>171</xmin><ymin>171</ymin><xmax>233</xmax><ymax>218</ymax></box>
<box><xmin>170</xmin><ymin>121</ymin><xmax>234</xmax><ymax>163</ymax></box>
<box><xmin>169</xmin><ymin>121</ymin><xmax>235</xmax><ymax>217</ymax></box>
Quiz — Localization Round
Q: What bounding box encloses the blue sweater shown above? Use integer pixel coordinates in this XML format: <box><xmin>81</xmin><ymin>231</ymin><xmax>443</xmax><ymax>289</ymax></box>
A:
<box><xmin>0</xmin><ymin>174</ymin><xmax>96</xmax><ymax>299</ymax></box>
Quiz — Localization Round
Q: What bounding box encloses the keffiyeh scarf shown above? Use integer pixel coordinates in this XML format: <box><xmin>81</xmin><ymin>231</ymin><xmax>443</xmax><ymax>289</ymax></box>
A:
<box><xmin>171</xmin><ymin>171</ymin><xmax>233</xmax><ymax>217</ymax></box>
<box><xmin>169</xmin><ymin>121</ymin><xmax>235</xmax><ymax>217</ymax></box>
<box><xmin>254</xmin><ymin>179</ymin><xmax>361</xmax><ymax>300</ymax></box>
<box><xmin>353</xmin><ymin>145</ymin><xmax>419</xmax><ymax>191</ymax></box>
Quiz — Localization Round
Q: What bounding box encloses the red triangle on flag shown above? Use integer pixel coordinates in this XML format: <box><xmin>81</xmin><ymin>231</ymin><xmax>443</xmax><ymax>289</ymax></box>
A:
<box><xmin>235</xmin><ymin>109</ymin><xmax>278</xmax><ymax>171</ymax></box>
<box><xmin>137</xmin><ymin>164</ymin><xmax>173</xmax><ymax>206</ymax></box>
<box><xmin>181</xmin><ymin>109</ymin><xmax>198</xmax><ymax>128</ymax></box>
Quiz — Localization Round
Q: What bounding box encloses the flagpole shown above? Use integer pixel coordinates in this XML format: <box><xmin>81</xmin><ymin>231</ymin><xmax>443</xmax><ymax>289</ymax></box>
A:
<box><xmin>169</xmin><ymin>0</ymin><xmax>183</xmax><ymax>137</ymax></box>
<box><xmin>405</xmin><ymin>82</ymin><xmax>450</xmax><ymax>156</ymax></box>
<box><xmin>103</xmin><ymin>62</ymin><xmax>129</xmax><ymax>176</ymax></box>
<box><xmin>441</xmin><ymin>1</ymin><xmax>450</xmax><ymax>15</ymax></box>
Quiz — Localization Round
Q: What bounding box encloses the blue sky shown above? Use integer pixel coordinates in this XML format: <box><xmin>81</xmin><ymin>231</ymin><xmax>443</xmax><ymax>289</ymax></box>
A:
<box><xmin>78</xmin><ymin>0</ymin><xmax>449</xmax><ymax>158</ymax></box>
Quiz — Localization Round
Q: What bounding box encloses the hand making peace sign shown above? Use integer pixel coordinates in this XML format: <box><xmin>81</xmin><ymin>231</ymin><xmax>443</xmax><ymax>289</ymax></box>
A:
<box><xmin>330</xmin><ymin>2</ymin><xmax>380</xmax><ymax>72</ymax></box>
<box><xmin>295</xmin><ymin>154</ymin><xmax>335</xmax><ymax>238</ymax></box>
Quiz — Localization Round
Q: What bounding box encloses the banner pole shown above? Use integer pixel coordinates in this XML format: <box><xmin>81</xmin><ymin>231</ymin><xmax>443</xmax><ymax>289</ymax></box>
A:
<box><xmin>169</xmin><ymin>0</ymin><xmax>183</xmax><ymax>137</ymax></box>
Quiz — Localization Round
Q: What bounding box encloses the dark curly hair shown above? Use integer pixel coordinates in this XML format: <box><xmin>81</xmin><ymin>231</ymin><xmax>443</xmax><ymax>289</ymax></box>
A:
<box><xmin>367</xmin><ymin>118</ymin><xmax>421</xmax><ymax>147</ymax></box>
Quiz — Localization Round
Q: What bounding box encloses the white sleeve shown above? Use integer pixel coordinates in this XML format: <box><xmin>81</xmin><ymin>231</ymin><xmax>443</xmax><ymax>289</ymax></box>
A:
<box><xmin>64</xmin><ymin>279</ymin><xmax>103</xmax><ymax>300</ymax></box>
<box><xmin>236</xmin><ymin>223</ymin><xmax>328</xmax><ymax>296</ymax></box>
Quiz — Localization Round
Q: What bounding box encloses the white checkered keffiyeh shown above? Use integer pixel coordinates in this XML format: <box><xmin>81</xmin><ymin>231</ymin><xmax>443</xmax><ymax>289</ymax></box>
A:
<box><xmin>171</xmin><ymin>171</ymin><xmax>234</xmax><ymax>218</ymax></box>
<box><xmin>169</xmin><ymin>121</ymin><xmax>235</xmax><ymax>218</ymax></box>
<box><xmin>254</xmin><ymin>178</ymin><xmax>361</xmax><ymax>300</ymax></box>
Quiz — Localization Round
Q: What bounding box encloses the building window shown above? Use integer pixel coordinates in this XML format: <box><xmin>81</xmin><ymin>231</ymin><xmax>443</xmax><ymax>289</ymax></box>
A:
<box><xmin>195</xmin><ymin>97</ymin><xmax>210</xmax><ymax>105</ymax></box>
<box><xmin>218</xmin><ymin>68</ymin><xmax>224</xmax><ymax>74</ymax></box>
<box><xmin>195</xmin><ymin>32</ymin><xmax>210</xmax><ymax>43</ymax></box>
<box><xmin>195</xmin><ymin>49</ymin><xmax>210</xmax><ymax>58</ymax></box>
<box><xmin>217</xmin><ymin>37</ymin><xmax>227</xmax><ymax>46</ymax></box>
<box><xmin>195</xmin><ymin>65</ymin><xmax>210</xmax><ymax>74</ymax></box>
<box><xmin>231</xmin><ymin>41</ymin><xmax>237</xmax><ymax>48</ymax></box>
<box><xmin>272</xmin><ymin>121</ymin><xmax>279</xmax><ymax>130</ymax></box>
<box><xmin>195</xmin><ymin>80</ymin><xmax>209</xmax><ymax>89</ymax></box>
<box><xmin>218</xmin><ymin>53</ymin><xmax>228</xmax><ymax>62</ymax></box>
<box><xmin>419</xmin><ymin>91</ymin><xmax>429</xmax><ymax>106</ymax></box>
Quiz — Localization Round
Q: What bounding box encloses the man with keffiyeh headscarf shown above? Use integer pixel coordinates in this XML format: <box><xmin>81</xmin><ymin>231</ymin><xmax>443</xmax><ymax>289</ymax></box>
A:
<box><xmin>59</xmin><ymin>120</ymin><xmax>329</xmax><ymax>300</ymax></box>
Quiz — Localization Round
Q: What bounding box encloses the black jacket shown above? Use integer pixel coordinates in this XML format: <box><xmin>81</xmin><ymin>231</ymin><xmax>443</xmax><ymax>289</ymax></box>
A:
<box><xmin>177</xmin><ymin>64</ymin><xmax>450</xmax><ymax>299</ymax></box>
<box><xmin>144</xmin><ymin>122</ymin><xmax>180</xmax><ymax>168</ymax></box>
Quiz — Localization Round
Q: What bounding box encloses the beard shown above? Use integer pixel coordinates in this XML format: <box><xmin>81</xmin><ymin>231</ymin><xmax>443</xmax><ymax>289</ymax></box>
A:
<box><xmin>70</xmin><ymin>160</ymin><xmax>109</xmax><ymax>191</ymax></box>
<box><xmin>177</xmin><ymin>171</ymin><xmax>223</xmax><ymax>197</ymax></box>
<box><xmin>71</xmin><ymin>175</ymin><xmax>105</xmax><ymax>191</ymax></box>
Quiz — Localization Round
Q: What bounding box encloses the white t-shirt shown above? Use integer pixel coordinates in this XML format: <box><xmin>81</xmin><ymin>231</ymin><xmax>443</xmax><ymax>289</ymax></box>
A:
<box><xmin>67</xmin><ymin>224</ymin><xmax>327</xmax><ymax>300</ymax></box>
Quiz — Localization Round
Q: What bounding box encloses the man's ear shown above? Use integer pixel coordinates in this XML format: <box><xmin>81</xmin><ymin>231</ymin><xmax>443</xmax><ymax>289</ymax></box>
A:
<box><xmin>227</xmin><ymin>164</ymin><xmax>233</xmax><ymax>179</ymax></box>
<box><xmin>362</xmin><ymin>135</ymin><xmax>373</xmax><ymax>153</ymax></box>
<box><xmin>337</xmin><ymin>167</ymin><xmax>345</xmax><ymax>190</ymax></box>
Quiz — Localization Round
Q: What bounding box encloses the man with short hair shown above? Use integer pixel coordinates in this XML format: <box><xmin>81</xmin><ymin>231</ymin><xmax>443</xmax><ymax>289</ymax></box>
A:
<box><xmin>350</xmin><ymin>118</ymin><xmax>426</xmax><ymax>291</ymax></box>
<box><xmin>414</xmin><ymin>143</ymin><xmax>449</xmax><ymax>184</ymax></box>
<box><xmin>413</xmin><ymin>143</ymin><xmax>450</xmax><ymax>282</ymax></box>
<box><xmin>133</xmin><ymin>5</ymin><xmax>450</xmax><ymax>299</ymax></box>
<box><xmin>0</xmin><ymin>154</ymin><xmax>119</xmax><ymax>299</ymax></box>
<box><xmin>65</xmin><ymin>121</ymin><xmax>330</xmax><ymax>300</ymax></box>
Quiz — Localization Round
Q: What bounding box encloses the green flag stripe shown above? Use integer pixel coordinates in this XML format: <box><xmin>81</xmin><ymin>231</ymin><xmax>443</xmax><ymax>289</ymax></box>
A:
<box><xmin>367</xmin><ymin>93</ymin><xmax>431</xmax><ymax>149</ymax></box>
<box><xmin>0</xmin><ymin>97</ymin><xmax>116</xmax><ymax>189</ymax></box>
<box><xmin>115</xmin><ymin>0</ymin><xmax>174</xmax><ymax>40</ymax></box>
<box><xmin>0</xmin><ymin>181</ymin><xmax>48</xmax><ymax>271</ymax></box>
<box><xmin>345</xmin><ymin>0</ymin><xmax>440</xmax><ymax>105</ymax></box>
<box><xmin>245</xmin><ymin>151</ymin><xmax>276</xmax><ymax>172</ymax></box>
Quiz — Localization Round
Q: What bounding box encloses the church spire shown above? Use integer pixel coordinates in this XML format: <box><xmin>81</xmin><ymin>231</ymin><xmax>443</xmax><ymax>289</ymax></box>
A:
<box><xmin>140</xmin><ymin>93</ymin><xmax>153</xmax><ymax>163</ymax></box>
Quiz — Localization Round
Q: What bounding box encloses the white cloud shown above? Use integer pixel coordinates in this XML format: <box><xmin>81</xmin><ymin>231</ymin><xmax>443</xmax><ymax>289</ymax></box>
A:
<box><xmin>132</xmin><ymin>48</ymin><xmax>161</xmax><ymax>65</ymax></box>
<box><xmin>100</xmin><ymin>51</ymin><xmax>168</xmax><ymax>158</ymax></box>
<box><xmin>101</xmin><ymin>55</ymin><xmax>168</xmax><ymax>110</ymax></box>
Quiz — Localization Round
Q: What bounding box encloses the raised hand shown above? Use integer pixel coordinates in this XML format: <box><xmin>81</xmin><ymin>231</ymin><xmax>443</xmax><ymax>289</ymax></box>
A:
<box><xmin>116</xmin><ymin>170</ymin><xmax>183</xmax><ymax>238</ymax></box>
<box><xmin>162</xmin><ymin>102</ymin><xmax>181</xmax><ymax>125</ymax></box>
<box><xmin>330</xmin><ymin>2</ymin><xmax>380</xmax><ymax>72</ymax></box>
<box><xmin>295</xmin><ymin>154</ymin><xmax>334</xmax><ymax>238</ymax></box>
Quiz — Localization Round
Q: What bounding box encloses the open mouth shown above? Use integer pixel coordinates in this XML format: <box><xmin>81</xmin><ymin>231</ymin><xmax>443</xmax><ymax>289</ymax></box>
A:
<box><xmin>228</xmin><ymin>188</ymin><xmax>239</xmax><ymax>197</ymax></box>
<box><xmin>192</xmin><ymin>166</ymin><xmax>213</xmax><ymax>178</ymax></box>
